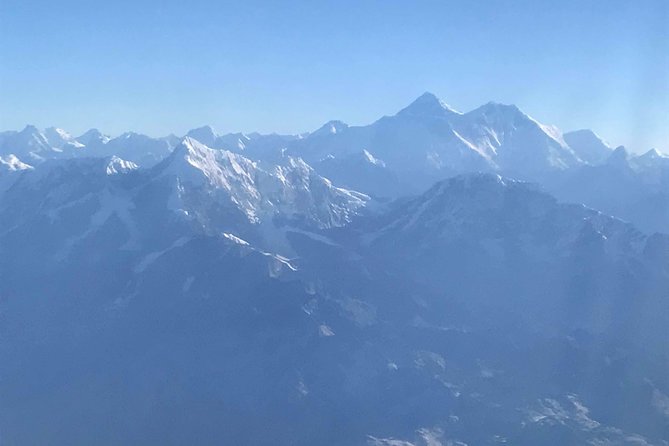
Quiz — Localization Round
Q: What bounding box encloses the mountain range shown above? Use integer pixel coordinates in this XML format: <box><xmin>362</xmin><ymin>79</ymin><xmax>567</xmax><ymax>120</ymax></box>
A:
<box><xmin>2</xmin><ymin>92</ymin><xmax>667</xmax><ymax>233</ymax></box>
<box><xmin>0</xmin><ymin>93</ymin><xmax>668</xmax><ymax>445</ymax></box>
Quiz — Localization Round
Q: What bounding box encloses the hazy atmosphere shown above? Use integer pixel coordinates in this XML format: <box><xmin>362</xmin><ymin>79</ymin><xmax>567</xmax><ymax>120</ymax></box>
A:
<box><xmin>1</xmin><ymin>0</ymin><xmax>667</xmax><ymax>152</ymax></box>
<box><xmin>1</xmin><ymin>2</ymin><xmax>668</xmax><ymax>445</ymax></box>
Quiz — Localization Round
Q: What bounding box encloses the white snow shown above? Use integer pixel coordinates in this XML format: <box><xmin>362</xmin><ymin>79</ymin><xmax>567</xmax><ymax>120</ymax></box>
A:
<box><xmin>362</xmin><ymin>149</ymin><xmax>386</xmax><ymax>167</ymax></box>
<box><xmin>0</xmin><ymin>154</ymin><xmax>33</xmax><ymax>171</ymax></box>
<box><xmin>106</xmin><ymin>156</ymin><xmax>139</xmax><ymax>175</ymax></box>
<box><xmin>222</xmin><ymin>232</ymin><xmax>250</xmax><ymax>246</ymax></box>
<box><xmin>160</xmin><ymin>138</ymin><xmax>369</xmax><ymax>230</ymax></box>
<box><xmin>134</xmin><ymin>237</ymin><xmax>190</xmax><ymax>273</ymax></box>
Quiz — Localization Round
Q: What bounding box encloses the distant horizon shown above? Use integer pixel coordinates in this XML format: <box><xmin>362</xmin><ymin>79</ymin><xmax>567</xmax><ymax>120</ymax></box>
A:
<box><xmin>2</xmin><ymin>0</ymin><xmax>667</xmax><ymax>153</ymax></box>
<box><xmin>1</xmin><ymin>92</ymin><xmax>664</xmax><ymax>155</ymax></box>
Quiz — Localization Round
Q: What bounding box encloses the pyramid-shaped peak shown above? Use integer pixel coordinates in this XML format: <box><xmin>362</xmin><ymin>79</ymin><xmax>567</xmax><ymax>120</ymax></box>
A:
<box><xmin>76</xmin><ymin>128</ymin><xmax>110</xmax><ymax>145</ymax></box>
<box><xmin>20</xmin><ymin>124</ymin><xmax>41</xmax><ymax>134</ymax></box>
<box><xmin>78</xmin><ymin>128</ymin><xmax>102</xmax><ymax>138</ymax></box>
<box><xmin>414</xmin><ymin>91</ymin><xmax>441</xmax><ymax>104</ymax></box>
<box><xmin>397</xmin><ymin>92</ymin><xmax>460</xmax><ymax>117</ymax></box>
<box><xmin>312</xmin><ymin>120</ymin><xmax>349</xmax><ymax>136</ymax></box>
<box><xmin>16</xmin><ymin>125</ymin><xmax>49</xmax><ymax>147</ymax></box>
<box><xmin>157</xmin><ymin>137</ymin><xmax>227</xmax><ymax>186</ymax></box>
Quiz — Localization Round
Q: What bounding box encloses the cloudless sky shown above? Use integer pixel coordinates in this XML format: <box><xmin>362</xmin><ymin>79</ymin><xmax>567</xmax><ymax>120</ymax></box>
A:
<box><xmin>1</xmin><ymin>0</ymin><xmax>667</xmax><ymax>152</ymax></box>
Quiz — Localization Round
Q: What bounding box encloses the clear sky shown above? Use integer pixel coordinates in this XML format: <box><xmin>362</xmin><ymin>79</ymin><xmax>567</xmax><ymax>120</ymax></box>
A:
<box><xmin>1</xmin><ymin>0</ymin><xmax>667</xmax><ymax>152</ymax></box>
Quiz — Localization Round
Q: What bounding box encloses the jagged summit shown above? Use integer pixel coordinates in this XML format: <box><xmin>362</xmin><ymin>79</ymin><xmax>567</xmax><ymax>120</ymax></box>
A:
<box><xmin>177</xmin><ymin>135</ymin><xmax>212</xmax><ymax>153</ymax></box>
<box><xmin>186</xmin><ymin>125</ymin><xmax>219</xmax><ymax>147</ymax></box>
<box><xmin>1</xmin><ymin>106</ymin><xmax>669</xmax><ymax>446</ymax></box>
<box><xmin>156</xmin><ymin>136</ymin><xmax>369</xmax><ymax>229</ymax></box>
<box><xmin>105</xmin><ymin>156</ymin><xmax>139</xmax><ymax>175</ymax></box>
<box><xmin>158</xmin><ymin>136</ymin><xmax>241</xmax><ymax>188</ymax></box>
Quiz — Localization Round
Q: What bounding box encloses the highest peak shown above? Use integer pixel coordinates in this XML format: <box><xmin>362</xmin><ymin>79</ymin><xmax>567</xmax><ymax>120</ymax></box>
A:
<box><xmin>397</xmin><ymin>92</ymin><xmax>460</xmax><ymax>117</ymax></box>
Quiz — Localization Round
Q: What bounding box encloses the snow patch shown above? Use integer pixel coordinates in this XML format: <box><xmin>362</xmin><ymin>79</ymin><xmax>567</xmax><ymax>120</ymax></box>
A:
<box><xmin>134</xmin><ymin>237</ymin><xmax>190</xmax><ymax>273</ymax></box>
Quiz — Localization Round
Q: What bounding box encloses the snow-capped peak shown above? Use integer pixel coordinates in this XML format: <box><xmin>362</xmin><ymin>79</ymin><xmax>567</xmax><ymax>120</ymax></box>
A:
<box><xmin>106</xmin><ymin>156</ymin><xmax>139</xmax><ymax>175</ymax></box>
<box><xmin>397</xmin><ymin>92</ymin><xmax>461</xmax><ymax>117</ymax></box>
<box><xmin>163</xmin><ymin>137</ymin><xmax>246</xmax><ymax>188</ymax></box>
<box><xmin>312</xmin><ymin>120</ymin><xmax>349</xmax><ymax>137</ymax></box>
<box><xmin>43</xmin><ymin>127</ymin><xmax>75</xmax><ymax>147</ymax></box>
<box><xmin>76</xmin><ymin>128</ymin><xmax>110</xmax><ymax>145</ymax></box>
<box><xmin>157</xmin><ymin>137</ymin><xmax>369</xmax><ymax>229</ymax></box>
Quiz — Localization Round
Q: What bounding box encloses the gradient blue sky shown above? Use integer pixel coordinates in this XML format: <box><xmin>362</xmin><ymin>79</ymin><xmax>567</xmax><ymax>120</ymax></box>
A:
<box><xmin>1</xmin><ymin>0</ymin><xmax>667</xmax><ymax>152</ymax></box>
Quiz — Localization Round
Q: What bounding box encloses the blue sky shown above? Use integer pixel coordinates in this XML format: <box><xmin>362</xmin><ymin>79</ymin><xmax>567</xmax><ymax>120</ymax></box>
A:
<box><xmin>1</xmin><ymin>0</ymin><xmax>667</xmax><ymax>152</ymax></box>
